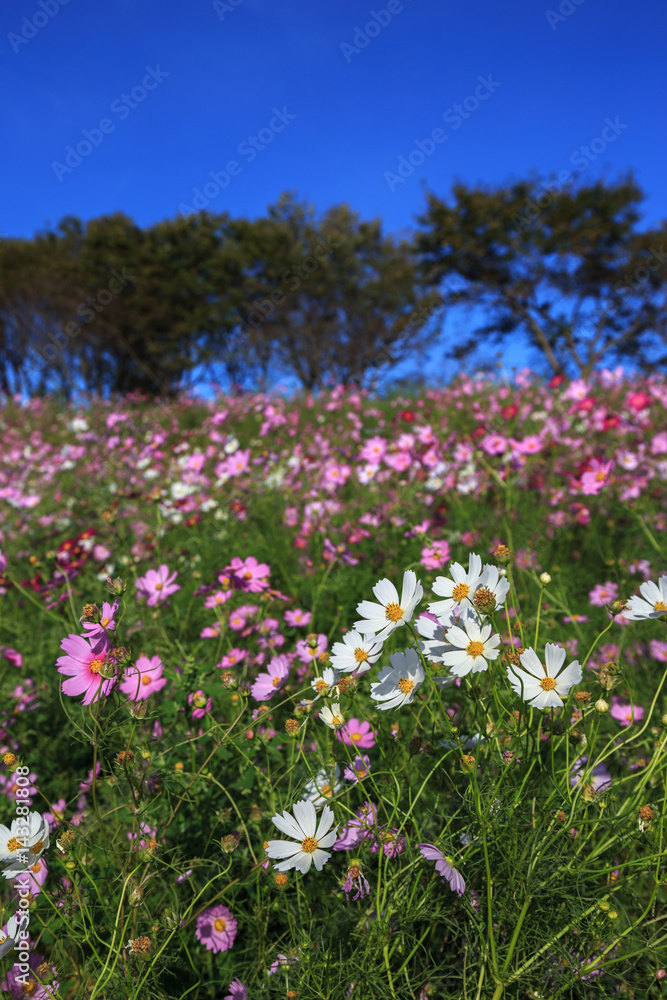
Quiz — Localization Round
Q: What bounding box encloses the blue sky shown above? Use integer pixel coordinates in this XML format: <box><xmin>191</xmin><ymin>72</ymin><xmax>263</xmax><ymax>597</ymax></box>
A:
<box><xmin>2</xmin><ymin>0</ymin><xmax>665</xmax><ymax>387</ymax></box>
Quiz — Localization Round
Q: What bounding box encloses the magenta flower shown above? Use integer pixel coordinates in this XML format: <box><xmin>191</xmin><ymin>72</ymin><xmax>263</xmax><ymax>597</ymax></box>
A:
<box><xmin>588</xmin><ymin>581</ymin><xmax>619</xmax><ymax>607</ymax></box>
<box><xmin>225</xmin><ymin>980</ymin><xmax>248</xmax><ymax>1000</ymax></box>
<box><xmin>344</xmin><ymin>754</ymin><xmax>371</xmax><ymax>783</ymax></box>
<box><xmin>295</xmin><ymin>633</ymin><xmax>328</xmax><ymax>663</ymax></box>
<box><xmin>337</xmin><ymin>717</ymin><xmax>376</xmax><ymax>750</ymax></box>
<box><xmin>227</xmin><ymin>556</ymin><xmax>271</xmax><ymax>593</ymax></box>
<box><xmin>370</xmin><ymin>829</ymin><xmax>405</xmax><ymax>858</ymax></box>
<box><xmin>120</xmin><ymin>655</ymin><xmax>167</xmax><ymax>700</ymax></box>
<box><xmin>135</xmin><ymin>564</ymin><xmax>180</xmax><ymax>606</ymax></box>
<box><xmin>420</xmin><ymin>540</ymin><xmax>451</xmax><ymax>570</ymax></box>
<box><xmin>2</xmin><ymin>648</ymin><xmax>22</xmax><ymax>668</ymax></box>
<box><xmin>250</xmin><ymin>655</ymin><xmax>290</xmax><ymax>701</ymax></box>
<box><xmin>188</xmin><ymin>690</ymin><xmax>212</xmax><ymax>719</ymax></box>
<box><xmin>418</xmin><ymin>843</ymin><xmax>465</xmax><ymax>896</ymax></box>
<box><xmin>334</xmin><ymin>801</ymin><xmax>378</xmax><ymax>851</ymax></box>
<box><xmin>217</xmin><ymin>648</ymin><xmax>247</xmax><ymax>669</ymax></box>
<box><xmin>195</xmin><ymin>904</ymin><xmax>237</xmax><ymax>954</ymax></box>
<box><xmin>284</xmin><ymin>608</ymin><xmax>313</xmax><ymax>627</ymax></box>
<box><xmin>342</xmin><ymin>862</ymin><xmax>371</xmax><ymax>901</ymax></box>
<box><xmin>56</xmin><ymin>633</ymin><xmax>116</xmax><ymax>706</ymax></box>
<box><xmin>610</xmin><ymin>696</ymin><xmax>645</xmax><ymax>727</ymax></box>
<box><xmin>650</xmin><ymin>640</ymin><xmax>667</xmax><ymax>662</ymax></box>
<box><xmin>81</xmin><ymin>600</ymin><xmax>118</xmax><ymax>638</ymax></box>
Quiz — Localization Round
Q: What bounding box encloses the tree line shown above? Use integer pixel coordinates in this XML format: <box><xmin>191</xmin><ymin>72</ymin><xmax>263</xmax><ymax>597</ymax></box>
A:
<box><xmin>1</xmin><ymin>176</ymin><xmax>665</xmax><ymax>397</ymax></box>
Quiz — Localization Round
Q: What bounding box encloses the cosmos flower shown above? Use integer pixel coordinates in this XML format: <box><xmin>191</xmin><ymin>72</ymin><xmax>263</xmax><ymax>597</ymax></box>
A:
<box><xmin>250</xmin><ymin>654</ymin><xmax>290</xmax><ymax>701</ymax></box>
<box><xmin>508</xmin><ymin>643</ymin><xmax>582</xmax><ymax>710</ymax></box>
<box><xmin>337</xmin><ymin>717</ymin><xmax>376</xmax><ymax>749</ymax></box>
<box><xmin>440</xmin><ymin>619</ymin><xmax>501</xmax><ymax>677</ymax></box>
<box><xmin>429</xmin><ymin>553</ymin><xmax>484</xmax><ymax>618</ymax></box>
<box><xmin>56</xmin><ymin>633</ymin><xmax>116</xmax><ymax>706</ymax></box>
<box><xmin>195</xmin><ymin>904</ymin><xmax>237</xmax><ymax>954</ymax></box>
<box><xmin>418</xmin><ymin>843</ymin><xmax>465</xmax><ymax>896</ymax></box>
<box><xmin>370</xmin><ymin>649</ymin><xmax>425</xmax><ymax>711</ymax></box>
<box><xmin>319</xmin><ymin>703</ymin><xmax>346</xmax><ymax>731</ymax></box>
<box><xmin>301</xmin><ymin>766</ymin><xmax>343</xmax><ymax>808</ymax></box>
<box><xmin>135</xmin><ymin>564</ymin><xmax>180</xmax><ymax>606</ymax></box>
<box><xmin>354</xmin><ymin>570</ymin><xmax>423</xmax><ymax>642</ymax></box>
<box><xmin>119</xmin><ymin>655</ymin><xmax>167</xmax><ymax>700</ymax></box>
<box><xmin>267</xmin><ymin>800</ymin><xmax>338</xmax><ymax>874</ymax></box>
<box><xmin>329</xmin><ymin>630</ymin><xmax>383</xmax><ymax>674</ymax></box>
<box><xmin>623</xmin><ymin>575</ymin><xmax>667</xmax><ymax>620</ymax></box>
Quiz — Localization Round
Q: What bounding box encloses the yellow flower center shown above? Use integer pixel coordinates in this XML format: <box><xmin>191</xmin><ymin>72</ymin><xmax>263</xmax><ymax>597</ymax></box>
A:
<box><xmin>272</xmin><ymin>677</ymin><xmax>281</xmax><ymax>687</ymax></box>
<box><xmin>301</xmin><ymin>836</ymin><xmax>318</xmax><ymax>853</ymax></box>
<box><xmin>89</xmin><ymin>658</ymin><xmax>103</xmax><ymax>674</ymax></box>
<box><xmin>6</xmin><ymin>836</ymin><xmax>22</xmax><ymax>852</ymax></box>
<box><xmin>397</xmin><ymin>677</ymin><xmax>414</xmax><ymax>694</ymax></box>
<box><xmin>155</xmin><ymin>582</ymin><xmax>163</xmax><ymax>590</ymax></box>
<box><xmin>452</xmin><ymin>582</ymin><xmax>470</xmax><ymax>602</ymax></box>
<box><xmin>384</xmin><ymin>601</ymin><xmax>404</xmax><ymax>623</ymax></box>
<box><xmin>31</xmin><ymin>840</ymin><xmax>44</xmax><ymax>855</ymax></box>
<box><xmin>466</xmin><ymin>641</ymin><xmax>485</xmax><ymax>657</ymax></box>
<box><xmin>315</xmin><ymin>680</ymin><xmax>328</xmax><ymax>693</ymax></box>
<box><xmin>595</xmin><ymin>471</ymin><xmax>606</xmax><ymax>481</ymax></box>
<box><xmin>331</xmin><ymin>715</ymin><xmax>344</xmax><ymax>726</ymax></box>
<box><xmin>22</xmin><ymin>981</ymin><xmax>37</xmax><ymax>995</ymax></box>
<box><xmin>655</xmin><ymin>601</ymin><xmax>667</xmax><ymax>612</ymax></box>
<box><xmin>213</xmin><ymin>917</ymin><xmax>227</xmax><ymax>932</ymax></box>
<box><xmin>355</xmin><ymin>768</ymin><xmax>367</xmax><ymax>779</ymax></box>
<box><xmin>320</xmin><ymin>784</ymin><xmax>332</xmax><ymax>797</ymax></box>
<box><xmin>540</xmin><ymin>676</ymin><xmax>556</xmax><ymax>691</ymax></box>
<box><xmin>101</xmin><ymin>617</ymin><xmax>110</xmax><ymax>627</ymax></box>
<box><xmin>141</xmin><ymin>675</ymin><xmax>152</xmax><ymax>685</ymax></box>
<box><xmin>354</xmin><ymin>648</ymin><xmax>369</xmax><ymax>661</ymax></box>
<box><xmin>351</xmin><ymin>732</ymin><xmax>362</xmax><ymax>742</ymax></box>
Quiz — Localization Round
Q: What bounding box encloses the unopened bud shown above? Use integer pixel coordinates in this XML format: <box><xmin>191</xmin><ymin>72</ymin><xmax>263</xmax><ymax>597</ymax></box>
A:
<box><xmin>656</xmin><ymin>969</ymin><xmax>667</xmax><ymax>981</ymax></box>
<box><xmin>595</xmin><ymin>699</ymin><xmax>610</xmax><ymax>714</ymax></box>
<box><xmin>661</xmin><ymin>713</ymin><xmax>667</xmax><ymax>727</ymax></box>
<box><xmin>220</xmin><ymin>833</ymin><xmax>241</xmax><ymax>854</ymax></box>
<box><xmin>607</xmin><ymin>910</ymin><xmax>618</xmax><ymax>920</ymax></box>
<box><xmin>99</xmin><ymin>660</ymin><xmax>116</xmax><ymax>679</ymax></box>
<box><xmin>128</xmin><ymin>886</ymin><xmax>144</xmax><ymax>906</ymax></box>
<box><xmin>220</xmin><ymin>671</ymin><xmax>238</xmax><ymax>690</ymax></box>
<box><xmin>106</xmin><ymin>576</ymin><xmax>126</xmax><ymax>595</ymax></box>
<box><xmin>598</xmin><ymin>900</ymin><xmax>610</xmax><ymax>912</ymax></box>
<box><xmin>163</xmin><ymin>909</ymin><xmax>179</xmax><ymax>929</ymax></box>
<box><xmin>539</xmin><ymin>572</ymin><xmax>551</xmax><ymax>585</ymax></box>
<box><xmin>610</xmin><ymin>600</ymin><xmax>627</xmax><ymax>615</ymax></box>
<box><xmin>582</xmin><ymin>783</ymin><xmax>596</xmax><ymax>803</ymax></box>
<box><xmin>128</xmin><ymin>700</ymin><xmax>147</xmax><ymax>719</ymax></box>
<box><xmin>305</xmin><ymin>633</ymin><xmax>319</xmax><ymax>650</ymax></box>
<box><xmin>65</xmin><ymin>860</ymin><xmax>77</xmax><ymax>871</ymax></box>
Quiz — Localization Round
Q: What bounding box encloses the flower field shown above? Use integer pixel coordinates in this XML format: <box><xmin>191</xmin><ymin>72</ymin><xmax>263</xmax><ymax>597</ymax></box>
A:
<box><xmin>0</xmin><ymin>368</ymin><xmax>666</xmax><ymax>999</ymax></box>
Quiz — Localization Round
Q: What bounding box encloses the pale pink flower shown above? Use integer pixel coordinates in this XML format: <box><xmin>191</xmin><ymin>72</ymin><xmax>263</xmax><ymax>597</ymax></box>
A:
<box><xmin>135</xmin><ymin>565</ymin><xmax>180</xmax><ymax>606</ymax></box>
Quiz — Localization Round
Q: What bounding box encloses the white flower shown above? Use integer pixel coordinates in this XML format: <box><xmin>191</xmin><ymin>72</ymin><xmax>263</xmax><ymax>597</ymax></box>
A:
<box><xmin>440</xmin><ymin>618</ymin><xmax>501</xmax><ymax>677</ymax></box>
<box><xmin>474</xmin><ymin>564</ymin><xmax>511</xmax><ymax>613</ymax></box>
<box><xmin>311</xmin><ymin>667</ymin><xmax>340</xmax><ymax>697</ymax></box>
<box><xmin>319</xmin><ymin>703</ymin><xmax>346</xmax><ymax>731</ymax></box>
<box><xmin>0</xmin><ymin>912</ymin><xmax>27</xmax><ymax>959</ymax></box>
<box><xmin>429</xmin><ymin>553</ymin><xmax>484</xmax><ymax>618</ymax></box>
<box><xmin>415</xmin><ymin>612</ymin><xmax>456</xmax><ymax>663</ymax></box>
<box><xmin>267</xmin><ymin>800</ymin><xmax>338</xmax><ymax>874</ymax></box>
<box><xmin>370</xmin><ymin>649</ymin><xmax>425</xmax><ymax>711</ymax></box>
<box><xmin>354</xmin><ymin>570</ymin><xmax>423</xmax><ymax>642</ymax></box>
<box><xmin>0</xmin><ymin>813</ymin><xmax>49</xmax><ymax>877</ymax></box>
<box><xmin>623</xmin><ymin>576</ymin><xmax>667</xmax><ymax>620</ymax></box>
<box><xmin>508</xmin><ymin>643</ymin><xmax>582</xmax><ymax>710</ymax></box>
<box><xmin>302</xmin><ymin>766</ymin><xmax>343</xmax><ymax>808</ymax></box>
<box><xmin>329</xmin><ymin>630</ymin><xmax>382</xmax><ymax>674</ymax></box>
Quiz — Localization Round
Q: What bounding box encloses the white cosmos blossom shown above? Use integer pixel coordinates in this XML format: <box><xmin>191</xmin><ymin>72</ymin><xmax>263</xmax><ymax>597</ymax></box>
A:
<box><xmin>0</xmin><ymin>912</ymin><xmax>27</xmax><ymax>959</ymax></box>
<box><xmin>267</xmin><ymin>800</ymin><xmax>338</xmax><ymax>874</ymax></box>
<box><xmin>508</xmin><ymin>643</ymin><xmax>582</xmax><ymax>710</ymax></box>
<box><xmin>302</xmin><ymin>766</ymin><xmax>343</xmax><ymax>808</ymax></box>
<box><xmin>0</xmin><ymin>812</ymin><xmax>49</xmax><ymax>878</ymax></box>
<box><xmin>429</xmin><ymin>553</ymin><xmax>484</xmax><ymax>618</ymax></box>
<box><xmin>319</xmin><ymin>703</ymin><xmax>346</xmax><ymax>731</ymax></box>
<box><xmin>623</xmin><ymin>575</ymin><xmax>667</xmax><ymax>620</ymax></box>
<box><xmin>474</xmin><ymin>564</ymin><xmax>511</xmax><ymax>613</ymax></box>
<box><xmin>441</xmin><ymin>619</ymin><xmax>501</xmax><ymax>677</ymax></box>
<box><xmin>329</xmin><ymin>630</ymin><xmax>382</xmax><ymax>674</ymax></box>
<box><xmin>354</xmin><ymin>570</ymin><xmax>423</xmax><ymax>643</ymax></box>
<box><xmin>311</xmin><ymin>667</ymin><xmax>340</xmax><ymax>697</ymax></box>
<box><xmin>370</xmin><ymin>649</ymin><xmax>425</xmax><ymax>711</ymax></box>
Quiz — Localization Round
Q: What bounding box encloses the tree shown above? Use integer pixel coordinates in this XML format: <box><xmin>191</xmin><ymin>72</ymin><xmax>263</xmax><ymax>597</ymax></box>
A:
<box><xmin>227</xmin><ymin>193</ymin><xmax>443</xmax><ymax>390</ymax></box>
<box><xmin>415</xmin><ymin>175</ymin><xmax>667</xmax><ymax>376</ymax></box>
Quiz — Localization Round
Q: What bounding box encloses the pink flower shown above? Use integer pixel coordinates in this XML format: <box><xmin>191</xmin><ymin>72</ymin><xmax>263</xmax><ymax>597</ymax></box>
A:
<box><xmin>610</xmin><ymin>696</ymin><xmax>644</xmax><ymax>727</ymax></box>
<box><xmin>580</xmin><ymin>459</ymin><xmax>614</xmax><ymax>495</ymax></box>
<box><xmin>418</xmin><ymin>843</ymin><xmax>465</xmax><ymax>896</ymax></box>
<box><xmin>228</xmin><ymin>612</ymin><xmax>247</xmax><ymax>631</ymax></box>
<box><xmin>120</xmin><ymin>655</ymin><xmax>167</xmax><ymax>700</ymax></box>
<box><xmin>250</xmin><ymin>654</ymin><xmax>290</xmax><ymax>701</ymax></box>
<box><xmin>344</xmin><ymin>754</ymin><xmax>371</xmax><ymax>783</ymax></box>
<box><xmin>649</xmin><ymin>640</ymin><xmax>667</xmax><ymax>662</ymax></box>
<box><xmin>188</xmin><ymin>690</ymin><xmax>212</xmax><ymax>719</ymax></box>
<box><xmin>217</xmin><ymin>648</ymin><xmax>247</xmax><ymax>669</ymax></box>
<box><xmin>337</xmin><ymin>717</ymin><xmax>376</xmax><ymax>750</ymax></box>
<box><xmin>135</xmin><ymin>565</ymin><xmax>180</xmax><ymax>606</ymax></box>
<box><xmin>204</xmin><ymin>589</ymin><xmax>233</xmax><ymax>609</ymax></box>
<box><xmin>295</xmin><ymin>634</ymin><xmax>327</xmax><ymax>663</ymax></box>
<box><xmin>284</xmin><ymin>608</ymin><xmax>312</xmax><ymax>627</ymax></box>
<box><xmin>56</xmin><ymin>633</ymin><xmax>116</xmax><ymax>706</ymax></box>
<box><xmin>195</xmin><ymin>904</ymin><xmax>237</xmax><ymax>954</ymax></box>
<box><xmin>420</xmin><ymin>540</ymin><xmax>451</xmax><ymax>570</ymax></box>
<box><xmin>81</xmin><ymin>600</ymin><xmax>118</xmax><ymax>638</ymax></box>
<box><xmin>334</xmin><ymin>801</ymin><xmax>378</xmax><ymax>851</ymax></box>
<box><xmin>227</xmin><ymin>556</ymin><xmax>270</xmax><ymax>593</ymax></box>
<box><xmin>2</xmin><ymin>648</ymin><xmax>22</xmax><ymax>668</ymax></box>
<box><xmin>481</xmin><ymin>433</ymin><xmax>507</xmax><ymax>456</ymax></box>
<box><xmin>588</xmin><ymin>581</ymin><xmax>619</xmax><ymax>607</ymax></box>
<box><xmin>225</xmin><ymin>979</ymin><xmax>248</xmax><ymax>1000</ymax></box>
<box><xmin>370</xmin><ymin>828</ymin><xmax>405</xmax><ymax>858</ymax></box>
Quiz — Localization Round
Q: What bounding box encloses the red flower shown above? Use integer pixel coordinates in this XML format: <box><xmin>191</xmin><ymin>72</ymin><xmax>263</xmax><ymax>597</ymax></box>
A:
<box><xmin>549</xmin><ymin>373</ymin><xmax>565</xmax><ymax>388</ymax></box>
<box><xmin>400</xmin><ymin>410</ymin><xmax>414</xmax><ymax>422</ymax></box>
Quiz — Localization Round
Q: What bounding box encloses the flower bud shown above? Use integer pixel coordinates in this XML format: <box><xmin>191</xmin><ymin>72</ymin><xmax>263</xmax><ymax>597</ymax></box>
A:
<box><xmin>106</xmin><ymin>576</ymin><xmax>126</xmax><ymax>595</ymax></box>
<box><xmin>128</xmin><ymin>700</ymin><xmax>147</xmax><ymax>719</ymax></box>
<box><xmin>249</xmin><ymin>804</ymin><xmax>262</xmax><ymax>822</ymax></box>
<box><xmin>99</xmin><ymin>660</ymin><xmax>116</xmax><ymax>679</ymax></box>
<box><xmin>305</xmin><ymin>633</ymin><xmax>319</xmax><ymax>650</ymax></box>
<box><xmin>595</xmin><ymin>699</ymin><xmax>610</xmax><ymax>714</ymax></box>
<box><xmin>65</xmin><ymin>860</ymin><xmax>77</xmax><ymax>871</ymax></box>
<box><xmin>128</xmin><ymin>886</ymin><xmax>144</xmax><ymax>907</ymax></box>
<box><xmin>539</xmin><ymin>572</ymin><xmax>551</xmax><ymax>585</ymax></box>
<box><xmin>220</xmin><ymin>671</ymin><xmax>238</xmax><ymax>690</ymax></box>
<box><xmin>192</xmin><ymin>691</ymin><xmax>207</xmax><ymax>709</ymax></box>
<box><xmin>656</xmin><ymin>969</ymin><xmax>667</xmax><ymax>981</ymax></box>
<box><xmin>582</xmin><ymin>783</ymin><xmax>596</xmax><ymax>803</ymax></box>
<box><xmin>662</xmin><ymin>713</ymin><xmax>667</xmax><ymax>727</ymax></box>
<box><xmin>598</xmin><ymin>900</ymin><xmax>610</xmax><ymax>912</ymax></box>
<box><xmin>163</xmin><ymin>909</ymin><xmax>179</xmax><ymax>929</ymax></box>
<box><xmin>220</xmin><ymin>833</ymin><xmax>241</xmax><ymax>854</ymax></box>
<box><xmin>36</xmin><ymin>963</ymin><xmax>55</xmax><ymax>985</ymax></box>
<box><xmin>607</xmin><ymin>910</ymin><xmax>618</xmax><ymax>920</ymax></box>
<box><xmin>610</xmin><ymin>600</ymin><xmax>627</xmax><ymax>615</ymax></box>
